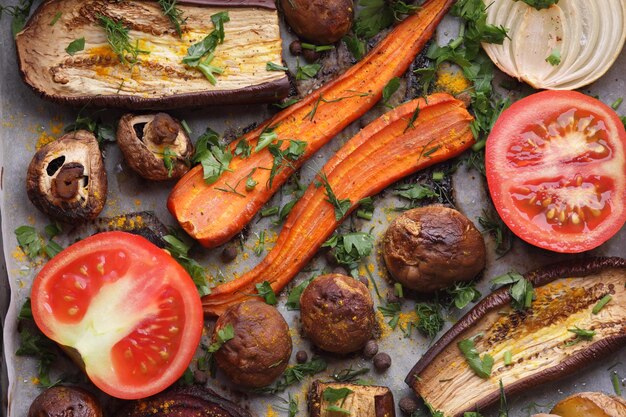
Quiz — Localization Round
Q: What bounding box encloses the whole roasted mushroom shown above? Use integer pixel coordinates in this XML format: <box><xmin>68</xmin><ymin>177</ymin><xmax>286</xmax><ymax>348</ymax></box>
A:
<box><xmin>28</xmin><ymin>386</ymin><xmax>103</xmax><ymax>417</ymax></box>
<box><xmin>383</xmin><ymin>206</ymin><xmax>486</xmax><ymax>292</ymax></box>
<box><xmin>26</xmin><ymin>130</ymin><xmax>107</xmax><ymax>223</ymax></box>
<box><xmin>117</xmin><ymin>113</ymin><xmax>194</xmax><ymax>181</ymax></box>
<box><xmin>300</xmin><ymin>274</ymin><xmax>375</xmax><ymax>354</ymax></box>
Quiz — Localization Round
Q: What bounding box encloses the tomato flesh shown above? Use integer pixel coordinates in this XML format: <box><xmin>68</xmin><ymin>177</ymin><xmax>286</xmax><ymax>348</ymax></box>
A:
<box><xmin>31</xmin><ymin>232</ymin><xmax>203</xmax><ymax>399</ymax></box>
<box><xmin>486</xmin><ymin>91</ymin><xmax>626</xmax><ymax>253</ymax></box>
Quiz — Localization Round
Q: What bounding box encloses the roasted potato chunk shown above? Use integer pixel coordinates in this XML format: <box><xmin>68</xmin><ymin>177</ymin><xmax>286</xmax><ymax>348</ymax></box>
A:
<box><xmin>280</xmin><ymin>0</ymin><xmax>354</xmax><ymax>44</ymax></box>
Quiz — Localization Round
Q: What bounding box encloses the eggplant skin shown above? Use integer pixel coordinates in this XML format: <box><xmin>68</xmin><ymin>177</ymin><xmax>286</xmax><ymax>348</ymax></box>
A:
<box><xmin>114</xmin><ymin>386</ymin><xmax>253</xmax><ymax>417</ymax></box>
<box><xmin>16</xmin><ymin>0</ymin><xmax>289</xmax><ymax>110</ymax></box>
<box><xmin>405</xmin><ymin>257</ymin><xmax>626</xmax><ymax>417</ymax></box>
<box><xmin>308</xmin><ymin>380</ymin><xmax>396</xmax><ymax>417</ymax></box>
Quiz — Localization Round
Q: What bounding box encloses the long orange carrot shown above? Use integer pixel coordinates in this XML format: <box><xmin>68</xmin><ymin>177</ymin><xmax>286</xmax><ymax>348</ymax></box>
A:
<box><xmin>168</xmin><ymin>0</ymin><xmax>456</xmax><ymax>248</ymax></box>
<box><xmin>202</xmin><ymin>93</ymin><xmax>474</xmax><ymax>316</ymax></box>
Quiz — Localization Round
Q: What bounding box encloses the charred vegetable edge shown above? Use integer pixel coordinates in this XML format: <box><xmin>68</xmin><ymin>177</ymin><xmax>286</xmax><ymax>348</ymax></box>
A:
<box><xmin>405</xmin><ymin>257</ymin><xmax>626</xmax><ymax>415</ymax></box>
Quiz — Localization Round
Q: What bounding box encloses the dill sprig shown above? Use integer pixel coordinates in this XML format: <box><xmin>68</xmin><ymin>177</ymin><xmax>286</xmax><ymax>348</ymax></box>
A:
<box><xmin>158</xmin><ymin>0</ymin><xmax>186</xmax><ymax>37</ymax></box>
<box><xmin>97</xmin><ymin>15</ymin><xmax>149</xmax><ymax>65</ymax></box>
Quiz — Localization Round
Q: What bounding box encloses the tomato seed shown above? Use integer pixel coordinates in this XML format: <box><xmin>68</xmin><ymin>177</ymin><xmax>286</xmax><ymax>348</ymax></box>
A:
<box><xmin>571</xmin><ymin>213</ymin><xmax>581</xmax><ymax>225</ymax></box>
<box><xmin>68</xmin><ymin>307</ymin><xmax>79</xmax><ymax>316</ymax></box>
<box><xmin>546</xmin><ymin>208</ymin><xmax>556</xmax><ymax>220</ymax></box>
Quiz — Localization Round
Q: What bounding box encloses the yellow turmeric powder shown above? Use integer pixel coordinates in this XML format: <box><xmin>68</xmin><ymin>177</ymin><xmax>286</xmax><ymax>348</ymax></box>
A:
<box><xmin>435</xmin><ymin>64</ymin><xmax>471</xmax><ymax>95</ymax></box>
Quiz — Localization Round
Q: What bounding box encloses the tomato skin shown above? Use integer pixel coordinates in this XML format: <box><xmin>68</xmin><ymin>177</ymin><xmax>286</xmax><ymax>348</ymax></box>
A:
<box><xmin>486</xmin><ymin>90</ymin><xmax>626</xmax><ymax>253</ymax></box>
<box><xmin>31</xmin><ymin>231</ymin><xmax>203</xmax><ymax>399</ymax></box>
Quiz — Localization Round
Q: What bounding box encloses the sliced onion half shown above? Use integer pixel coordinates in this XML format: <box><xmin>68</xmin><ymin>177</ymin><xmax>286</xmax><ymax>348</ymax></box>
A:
<box><xmin>482</xmin><ymin>0</ymin><xmax>626</xmax><ymax>90</ymax></box>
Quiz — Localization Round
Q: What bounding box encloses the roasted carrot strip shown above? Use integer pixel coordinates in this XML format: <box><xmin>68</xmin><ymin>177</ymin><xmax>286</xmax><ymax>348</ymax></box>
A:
<box><xmin>202</xmin><ymin>93</ymin><xmax>474</xmax><ymax>316</ymax></box>
<box><xmin>168</xmin><ymin>0</ymin><xmax>456</xmax><ymax>248</ymax></box>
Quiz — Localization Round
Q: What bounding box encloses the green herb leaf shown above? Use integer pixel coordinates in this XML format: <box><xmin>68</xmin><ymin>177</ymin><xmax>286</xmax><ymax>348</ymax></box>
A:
<box><xmin>255</xmin><ymin>127</ymin><xmax>278</xmax><ymax>152</ymax></box>
<box><xmin>612</xmin><ymin>371</ymin><xmax>622</xmax><ymax>396</ymax></box>
<box><xmin>478</xmin><ymin>209</ymin><xmax>511</xmax><ymax>255</ymax></box>
<box><xmin>447</xmin><ymin>282</ymin><xmax>481</xmax><ymax>309</ymax></box>
<box><xmin>208</xmin><ymin>323</ymin><xmax>235</xmax><ymax>353</ymax></box>
<box><xmin>458</xmin><ymin>337</ymin><xmax>494</xmax><ymax>379</ymax></box>
<box><xmin>592</xmin><ymin>294</ymin><xmax>612</xmax><ymax>314</ymax></box>
<box><xmin>354</xmin><ymin>0</ymin><xmax>419</xmax><ymax>39</ymax></box>
<box><xmin>332</xmin><ymin>367</ymin><xmax>370</xmax><ymax>382</ymax></box>
<box><xmin>378</xmin><ymin>302</ymin><xmax>401</xmax><ymax>329</ymax></box>
<box><xmin>382</xmin><ymin>77</ymin><xmax>401</xmax><ymax>107</ymax></box>
<box><xmin>273</xmin><ymin>97</ymin><xmax>301</xmax><ymax>109</ymax></box>
<box><xmin>255</xmin><ymin>281</ymin><xmax>277</xmax><ymax>305</ymax></box>
<box><xmin>65</xmin><ymin>37</ymin><xmax>85</xmax><ymax>55</ymax></box>
<box><xmin>565</xmin><ymin>326</ymin><xmax>595</xmax><ymax>346</ymax></box>
<box><xmin>503</xmin><ymin>350</ymin><xmax>512</xmax><ymax>366</ymax></box>
<box><xmin>464</xmin><ymin>413</ymin><xmax>485</xmax><ymax>417</ymax></box>
<box><xmin>158</xmin><ymin>0</ymin><xmax>187</xmax><ymax>37</ymax></box>
<box><xmin>256</xmin><ymin>357</ymin><xmax>328</xmax><ymax>393</ymax></box>
<box><xmin>182</xmin><ymin>12</ymin><xmax>229</xmax><ymax>82</ymax></box>
<box><xmin>192</xmin><ymin>127</ymin><xmax>233</xmax><ymax>184</ymax></box>
<box><xmin>296</xmin><ymin>62</ymin><xmax>321</xmax><ymax>80</ymax></box>
<box><xmin>286</xmin><ymin>278</ymin><xmax>313</xmax><ymax>310</ymax></box>
<box><xmin>515</xmin><ymin>0</ymin><xmax>559</xmax><ymax>10</ymax></box>
<box><xmin>98</xmin><ymin>15</ymin><xmax>149</xmax><ymax>65</ymax></box>
<box><xmin>266</xmin><ymin>61</ymin><xmax>289</xmax><ymax>71</ymax></box>
<box><xmin>246</xmin><ymin>176</ymin><xmax>258</xmax><ymax>191</ymax></box>
<box><xmin>319</xmin><ymin>173</ymin><xmax>351</xmax><ymax>220</ymax></box>
<box><xmin>343</xmin><ymin>35</ymin><xmax>366</xmax><ymax>60</ymax></box>
<box><xmin>301</xmin><ymin>42</ymin><xmax>335</xmax><ymax>52</ymax></box>
<box><xmin>545</xmin><ymin>48</ymin><xmax>561</xmax><ymax>66</ymax></box>
<box><xmin>611</xmin><ymin>97</ymin><xmax>623</xmax><ymax>110</ymax></box>
<box><xmin>162</xmin><ymin>147</ymin><xmax>176</xmax><ymax>177</ymax></box>
<box><xmin>323</xmin><ymin>387</ymin><xmax>354</xmax><ymax>403</ymax></box>
<box><xmin>49</xmin><ymin>11</ymin><xmax>62</xmax><ymax>25</ymax></box>
<box><xmin>15</xmin><ymin>226</ymin><xmax>43</xmax><ymax>258</ymax></box>
<box><xmin>322</xmin><ymin>232</ymin><xmax>374</xmax><ymax>276</ymax></box>
<box><xmin>415</xmin><ymin>303</ymin><xmax>444</xmax><ymax>339</ymax></box>
<box><xmin>394</xmin><ymin>183</ymin><xmax>437</xmax><ymax>210</ymax></box>
<box><xmin>498</xmin><ymin>380</ymin><xmax>509</xmax><ymax>417</ymax></box>
<box><xmin>491</xmin><ymin>272</ymin><xmax>534</xmax><ymax>311</ymax></box>
<box><xmin>326</xmin><ymin>405</ymin><xmax>351</xmax><ymax>414</ymax></box>
<box><xmin>163</xmin><ymin>234</ymin><xmax>210</xmax><ymax>296</ymax></box>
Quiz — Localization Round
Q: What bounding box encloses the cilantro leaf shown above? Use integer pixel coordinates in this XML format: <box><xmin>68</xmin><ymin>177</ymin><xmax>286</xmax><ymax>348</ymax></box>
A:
<box><xmin>458</xmin><ymin>337</ymin><xmax>494</xmax><ymax>379</ymax></box>
<box><xmin>319</xmin><ymin>173</ymin><xmax>351</xmax><ymax>220</ymax></box>
<box><xmin>323</xmin><ymin>387</ymin><xmax>353</xmax><ymax>403</ymax></box>
<box><xmin>296</xmin><ymin>62</ymin><xmax>321</xmax><ymax>80</ymax></box>
<box><xmin>266</xmin><ymin>61</ymin><xmax>289</xmax><ymax>71</ymax></box>
<box><xmin>382</xmin><ymin>77</ymin><xmax>401</xmax><ymax>107</ymax></box>
<box><xmin>255</xmin><ymin>281</ymin><xmax>277</xmax><ymax>305</ymax></box>
<box><xmin>447</xmin><ymin>282</ymin><xmax>481</xmax><ymax>309</ymax></box>
<box><xmin>286</xmin><ymin>277</ymin><xmax>313</xmax><ymax>310</ymax></box>
<box><xmin>323</xmin><ymin>232</ymin><xmax>374</xmax><ymax>276</ymax></box>
<box><xmin>65</xmin><ymin>37</ymin><xmax>85</xmax><ymax>55</ymax></box>
<box><xmin>192</xmin><ymin>127</ymin><xmax>233</xmax><ymax>184</ymax></box>
<box><xmin>163</xmin><ymin>234</ymin><xmax>210</xmax><ymax>296</ymax></box>
<box><xmin>208</xmin><ymin>323</ymin><xmax>235</xmax><ymax>352</ymax></box>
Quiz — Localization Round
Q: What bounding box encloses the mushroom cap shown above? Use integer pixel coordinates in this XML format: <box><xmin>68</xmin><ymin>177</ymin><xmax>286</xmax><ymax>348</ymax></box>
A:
<box><xmin>26</xmin><ymin>130</ymin><xmax>107</xmax><ymax>223</ymax></box>
<box><xmin>117</xmin><ymin>113</ymin><xmax>194</xmax><ymax>181</ymax></box>
<box><xmin>28</xmin><ymin>386</ymin><xmax>103</xmax><ymax>417</ymax></box>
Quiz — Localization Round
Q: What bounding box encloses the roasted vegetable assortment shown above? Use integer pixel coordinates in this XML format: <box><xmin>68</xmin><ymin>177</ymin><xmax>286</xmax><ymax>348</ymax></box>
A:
<box><xmin>2</xmin><ymin>0</ymin><xmax>626</xmax><ymax>416</ymax></box>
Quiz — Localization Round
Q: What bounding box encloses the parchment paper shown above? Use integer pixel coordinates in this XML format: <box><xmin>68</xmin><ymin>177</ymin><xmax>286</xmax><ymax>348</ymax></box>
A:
<box><xmin>1</xmin><ymin>2</ymin><xmax>625</xmax><ymax>416</ymax></box>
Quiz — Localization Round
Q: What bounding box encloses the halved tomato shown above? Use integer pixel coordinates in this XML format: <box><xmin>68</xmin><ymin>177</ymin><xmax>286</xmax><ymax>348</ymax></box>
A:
<box><xmin>30</xmin><ymin>231</ymin><xmax>203</xmax><ymax>399</ymax></box>
<box><xmin>486</xmin><ymin>90</ymin><xmax>626</xmax><ymax>253</ymax></box>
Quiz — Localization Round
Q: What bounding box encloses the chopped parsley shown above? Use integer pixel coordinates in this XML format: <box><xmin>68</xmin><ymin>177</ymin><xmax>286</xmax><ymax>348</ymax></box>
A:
<box><xmin>458</xmin><ymin>335</ymin><xmax>494</xmax><ymax>379</ymax></box>
<box><xmin>382</xmin><ymin>77</ymin><xmax>401</xmax><ymax>107</ymax></box>
<box><xmin>65</xmin><ymin>37</ymin><xmax>85</xmax><ymax>55</ymax></box>
<box><xmin>255</xmin><ymin>281</ymin><xmax>277</xmax><ymax>305</ymax></box>
<box><xmin>15</xmin><ymin>225</ymin><xmax>63</xmax><ymax>260</ymax></box>
<box><xmin>323</xmin><ymin>387</ymin><xmax>353</xmax><ymax>403</ymax></box>
<box><xmin>0</xmin><ymin>0</ymin><xmax>35</xmax><ymax>37</ymax></box>
<box><xmin>545</xmin><ymin>48</ymin><xmax>561</xmax><ymax>66</ymax></box>
<box><xmin>182</xmin><ymin>12</ymin><xmax>230</xmax><ymax>83</ymax></box>
<box><xmin>353</xmin><ymin>0</ymin><xmax>419</xmax><ymax>40</ymax></box>
<box><xmin>491</xmin><ymin>272</ymin><xmax>534</xmax><ymax>311</ymax></box>
<box><xmin>254</xmin><ymin>230</ymin><xmax>266</xmax><ymax>256</ymax></box>
<box><xmin>65</xmin><ymin>111</ymin><xmax>116</xmax><ymax>147</ymax></box>
<box><xmin>478</xmin><ymin>209</ymin><xmax>512</xmax><ymax>255</ymax></box>
<box><xmin>296</xmin><ymin>62</ymin><xmax>321</xmax><ymax>80</ymax></box>
<box><xmin>162</xmin><ymin>147</ymin><xmax>176</xmax><ymax>177</ymax></box>
<box><xmin>266</xmin><ymin>61</ymin><xmax>289</xmax><ymax>71</ymax></box>
<box><xmin>447</xmin><ymin>282</ymin><xmax>481</xmax><ymax>310</ymax></box>
<box><xmin>192</xmin><ymin>127</ymin><xmax>233</xmax><ymax>184</ymax></box>
<box><xmin>256</xmin><ymin>357</ymin><xmax>327</xmax><ymax>393</ymax></box>
<box><xmin>322</xmin><ymin>232</ymin><xmax>374</xmax><ymax>277</ymax></box>
<box><xmin>394</xmin><ymin>183</ymin><xmax>437</xmax><ymax>210</ymax></box>
<box><xmin>208</xmin><ymin>324</ymin><xmax>235</xmax><ymax>353</ymax></box>
<box><xmin>255</xmin><ymin>125</ymin><xmax>279</xmax><ymax>153</ymax></box>
<box><xmin>163</xmin><ymin>234</ymin><xmax>210</xmax><ymax>296</ymax></box>
<box><xmin>267</xmin><ymin>140</ymin><xmax>307</xmax><ymax>188</ymax></box>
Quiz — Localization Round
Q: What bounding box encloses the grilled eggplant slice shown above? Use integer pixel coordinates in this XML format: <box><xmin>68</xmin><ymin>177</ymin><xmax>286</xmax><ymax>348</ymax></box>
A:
<box><xmin>16</xmin><ymin>0</ymin><xmax>289</xmax><ymax>109</ymax></box>
<box><xmin>308</xmin><ymin>380</ymin><xmax>395</xmax><ymax>417</ymax></box>
<box><xmin>115</xmin><ymin>385</ymin><xmax>253</xmax><ymax>417</ymax></box>
<box><xmin>406</xmin><ymin>257</ymin><xmax>626</xmax><ymax>417</ymax></box>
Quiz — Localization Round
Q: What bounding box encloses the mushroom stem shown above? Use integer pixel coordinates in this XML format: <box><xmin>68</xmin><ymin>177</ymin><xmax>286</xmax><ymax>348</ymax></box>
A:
<box><xmin>145</xmin><ymin>113</ymin><xmax>180</xmax><ymax>145</ymax></box>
